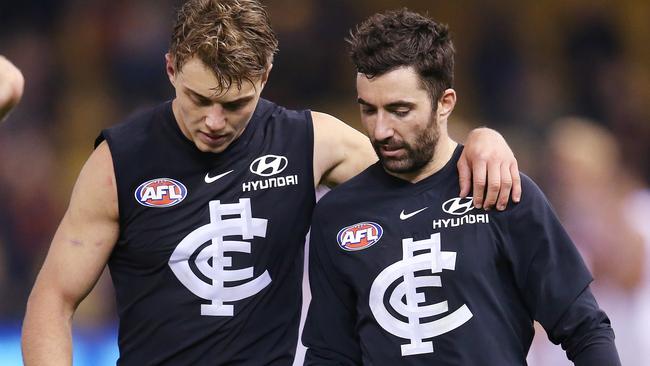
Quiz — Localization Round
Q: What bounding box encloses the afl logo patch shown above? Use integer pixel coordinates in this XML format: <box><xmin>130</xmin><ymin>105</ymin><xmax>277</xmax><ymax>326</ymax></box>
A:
<box><xmin>337</xmin><ymin>222</ymin><xmax>383</xmax><ymax>251</ymax></box>
<box><xmin>135</xmin><ymin>178</ymin><xmax>187</xmax><ymax>208</ymax></box>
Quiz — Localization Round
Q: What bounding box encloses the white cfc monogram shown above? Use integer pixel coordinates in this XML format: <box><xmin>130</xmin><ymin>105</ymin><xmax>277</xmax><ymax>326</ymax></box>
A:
<box><xmin>369</xmin><ymin>233</ymin><xmax>473</xmax><ymax>356</ymax></box>
<box><xmin>169</xmin><ymin>198</ymin><xmax>271</xmax><ymax>316</ymax></box>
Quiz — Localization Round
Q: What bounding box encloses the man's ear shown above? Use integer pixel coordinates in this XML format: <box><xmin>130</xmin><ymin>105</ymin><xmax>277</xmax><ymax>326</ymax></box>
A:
<box><xmin>165</xmin><ymin>53</ymin><xmax>177</xmax><ymax>87</ymax></box>
<box><xmin>437</xmin><ymin>88</ymin><xmax>457</xmax><ymax>120</ymax></box>
<box><xmin>260</xmin><ymin>63</ymin><xmax>273</xmax><ymax>89</ymax></box>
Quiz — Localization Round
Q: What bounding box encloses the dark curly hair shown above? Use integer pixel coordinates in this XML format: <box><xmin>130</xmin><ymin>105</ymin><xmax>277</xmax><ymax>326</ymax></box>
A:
<box><xmin>348</xmin><ymin>9</ymin><xmax>454</xmax><ymax>109</ymax></box>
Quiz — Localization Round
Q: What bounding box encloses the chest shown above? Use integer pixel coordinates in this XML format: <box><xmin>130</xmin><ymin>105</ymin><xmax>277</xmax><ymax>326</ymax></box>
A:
<box><xmin>332</xmin><ymin>194</ymin><xmax>505</xmax><ymax>300</ymax></box>
<box><xmin>115</xmin><ymin>147</ymin><xmax>314</xmax><ymax>269</ymax></box>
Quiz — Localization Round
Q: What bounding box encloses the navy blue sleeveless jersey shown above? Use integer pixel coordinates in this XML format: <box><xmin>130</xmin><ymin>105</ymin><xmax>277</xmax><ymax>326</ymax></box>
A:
<box><xmin>303</xmin><ymin>146</ymin><xmax>619</xmax><ymax>365</ymax></box>
<box><xmin>96</xmin><ymin>99</ymin><xmax>316</xmax><ymax>365</ymax></box>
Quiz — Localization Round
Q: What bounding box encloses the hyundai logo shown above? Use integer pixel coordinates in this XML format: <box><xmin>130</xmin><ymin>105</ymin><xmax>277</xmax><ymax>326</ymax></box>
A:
<box><xmin>442</xmin><ymin>197</ymin><xmax>475</xmax><ymax>216</ymax></box>
<box><xmin>250</xmin><ymin>155</ymin><xmax>288</xmax><ymax>177</ymax></box>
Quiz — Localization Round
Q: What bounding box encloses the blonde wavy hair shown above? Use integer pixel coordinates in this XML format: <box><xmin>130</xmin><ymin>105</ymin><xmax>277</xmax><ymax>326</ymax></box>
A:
<box><xmin>170</xmin><ymin>0</ymin><xmax>278</xmax><ymax>91</ymax></box>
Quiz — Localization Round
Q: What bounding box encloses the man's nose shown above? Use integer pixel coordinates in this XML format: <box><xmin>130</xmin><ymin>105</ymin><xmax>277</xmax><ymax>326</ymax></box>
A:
<box><xmin>205</xmin><ymin>104</ymin><xmax>226</xmax><ymax>130</ymax></box>
<box><xmin>373</xmin><ymin>111</ymin><xmax>394</xmax><ymax>141</ymax></box>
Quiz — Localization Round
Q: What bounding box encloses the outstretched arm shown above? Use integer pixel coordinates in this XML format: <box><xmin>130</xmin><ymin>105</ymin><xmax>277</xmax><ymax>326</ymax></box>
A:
<box><xmin>0</xmin><ymin>55</ymin><xmax>24</xmax><ymax>122</ymax></box>
<box><xmin>22</xmin><ymin>142</ymin><xmax>119</xmax><ymax>365</ymax></box>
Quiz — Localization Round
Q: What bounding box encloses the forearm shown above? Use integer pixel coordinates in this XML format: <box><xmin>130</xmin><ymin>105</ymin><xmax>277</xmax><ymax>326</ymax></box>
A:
<box><xmin>572</xmin><ymin>335</ymin><xmax>620</xmax><ymax>366</ymax></box>
<box><xmin>547</xmin><ymin>287</ymin><xmax>620</xmax><ymax>366</ymax></box>
<box><xmin>22</xmin><ymin>289</ymin><xmax>75</xmax><ymax>366</ymax></box>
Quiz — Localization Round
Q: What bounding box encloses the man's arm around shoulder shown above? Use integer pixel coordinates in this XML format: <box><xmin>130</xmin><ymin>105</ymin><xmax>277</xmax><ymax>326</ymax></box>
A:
<box><xmin>311</xmin><ymin>112</ymin><xmax>523</xmax><ymax>209</ymax></box>
<box><xmin>22</xmin><ymin>142</ymin><xmax>119</xmax><ymax>365</ymax></box>
<box><xmin>311</xmin><ymin>111</ymin><xmax>377</xmax><ymax>188</ymax></box>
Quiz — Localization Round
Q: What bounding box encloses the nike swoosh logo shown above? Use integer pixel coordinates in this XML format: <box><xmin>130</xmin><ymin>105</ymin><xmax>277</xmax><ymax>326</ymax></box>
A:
<box><xmin>204</xmin><ymin>170</ymin><xmax>234</xmax><ymax>184</ymax></box>
<box><xmin>400</xmin><ymin>207</ymin><xmax>428</xmax><ymax>220</ymax></box>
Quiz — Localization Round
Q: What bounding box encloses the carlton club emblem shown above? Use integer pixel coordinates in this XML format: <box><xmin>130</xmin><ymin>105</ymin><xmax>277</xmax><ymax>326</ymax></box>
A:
<box><xmin>168</xmin><ymin>198</ymin><xmax>271</xmax><ymax>316</ymax></box>
<box><xmin>369</xmin><ymin>233</ymin><xmax>473</xmax><ymax>356</ymax></box>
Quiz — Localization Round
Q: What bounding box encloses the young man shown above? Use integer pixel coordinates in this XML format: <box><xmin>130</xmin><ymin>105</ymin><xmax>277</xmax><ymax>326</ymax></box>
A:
<box><xmin>303</xmin><ymin>9</ymin><xmax>620</xmax><ymax>365</ymax></box>
<box><xmin>0</xmin><ymin>55</ymin><xmax>24</xmax><ymax>122</ymax></box>
<box><xmin>22</xmin><ymin>1</ymin><xmax>521</xmax><ymax>365</ymax></box>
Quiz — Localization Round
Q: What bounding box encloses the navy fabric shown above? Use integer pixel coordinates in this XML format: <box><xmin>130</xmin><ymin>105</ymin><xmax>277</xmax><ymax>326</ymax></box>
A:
<box><xmin>97</xmin><ymin>99</ymin><xmax>316</xmax><ymax>365</ymax></box>
<box><xmin>304</xmin><ymin>145</ymin><xmax>619</xmax><ymax>365</ymax></box>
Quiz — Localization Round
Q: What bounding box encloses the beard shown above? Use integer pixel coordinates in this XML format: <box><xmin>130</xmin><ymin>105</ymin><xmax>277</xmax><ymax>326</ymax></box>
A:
<box><xmin>372</xmin><ymin>113</ymin><xmax>440</xmax><ymax>174</ymax></box>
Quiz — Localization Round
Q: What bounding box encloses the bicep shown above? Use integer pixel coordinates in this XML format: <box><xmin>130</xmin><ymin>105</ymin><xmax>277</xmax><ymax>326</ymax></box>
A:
<box><xmin>31</xmin><ymin>142</ymin><xmax>119</xmax><ymax>307</ymax></box>
<box><xmin>312</xmin><ymin>111</ymin><xmax>376</xmax><ymax>187</ymax></box>
<box><xmin>503</xmin><ymin>177</ymin><xmax>592</xmax><ymax>327</ymax></box>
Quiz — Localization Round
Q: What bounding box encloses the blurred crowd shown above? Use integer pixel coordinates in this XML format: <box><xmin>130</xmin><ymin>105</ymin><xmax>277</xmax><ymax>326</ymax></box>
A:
<box><xmin>1</xmin><ymin>0</ymin><xmax>648</xmax><ymax>363</ymax></box>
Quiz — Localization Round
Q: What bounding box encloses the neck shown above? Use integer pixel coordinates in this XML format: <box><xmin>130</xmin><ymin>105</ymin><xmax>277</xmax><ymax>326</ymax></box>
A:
<box><xmin>387</xmin><ymin>136</ymin><xmax>457</xmax><ymax>183</ymax></box>
<box><xmin>171</xmin><ymin>98</ymin><xmax>191</xmax><ymax>140</ymax></box>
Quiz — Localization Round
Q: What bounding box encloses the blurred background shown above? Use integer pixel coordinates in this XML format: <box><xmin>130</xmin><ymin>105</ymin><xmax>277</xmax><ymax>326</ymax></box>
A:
<box><xmin>1</xmin><ymin>0</ymin><xmax>648</xmax><ymax>364</ymax></box>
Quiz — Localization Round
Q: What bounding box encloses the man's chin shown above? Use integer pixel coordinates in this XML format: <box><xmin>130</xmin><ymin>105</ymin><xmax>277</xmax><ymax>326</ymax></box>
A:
<box><xmin>379</xmin><ymin>158</ymin><xmax>414</xmax><ymax>174</ymax></box>
<box><xmin>195</xmin><ymin>141</ymin><xmax>230</xmax><ymax>154</ymax></box>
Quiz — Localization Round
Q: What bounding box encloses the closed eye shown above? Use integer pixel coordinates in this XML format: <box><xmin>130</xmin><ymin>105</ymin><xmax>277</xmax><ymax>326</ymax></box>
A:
<box><xmin>361</xmin><ymin>107</ymin><xmax>376</xmax><ymax>116</ymax></box>
<box><xmin>187</xmin><ymin>91</ymin><xmax>212</xmax><ymax>107</ymax></box>
<box><xmin>392</xmin><ymin>109</ymin><xmax>410</xmax><ymax>117</ymax></box>
<box><xmin>222</xmin><ymin>101</ymin><xmax>247</xmax><ymax>111</ymax></box>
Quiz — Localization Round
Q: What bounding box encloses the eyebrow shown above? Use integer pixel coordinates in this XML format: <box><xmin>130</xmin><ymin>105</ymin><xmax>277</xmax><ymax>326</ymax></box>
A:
<box><xmin>357</xmin><ymin>97</ymin><xmax>372</xmax><ymax>106</ymax></box>
<box><xmin>357</xmin><ymin>97</ymin><xmax>415</xmax><ymax>109</ymax></box>
<box><xmin>185</xmin><ymin>86</ymin><xmax>255</xmax><ymax>104</ymax></box>
<box><xmin>222</xmin><ymin>95</ymin><xmax>255</xmax><ymax>105</ymax></box>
